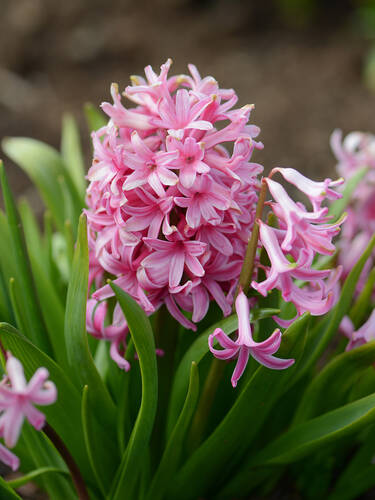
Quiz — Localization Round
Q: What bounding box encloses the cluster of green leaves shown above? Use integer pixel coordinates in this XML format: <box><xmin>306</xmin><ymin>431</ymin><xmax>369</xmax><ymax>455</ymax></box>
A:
<box><xmin>0</xmin><ymin>109</ymin><xmax>374</xmax><ymax>500</ymax></box>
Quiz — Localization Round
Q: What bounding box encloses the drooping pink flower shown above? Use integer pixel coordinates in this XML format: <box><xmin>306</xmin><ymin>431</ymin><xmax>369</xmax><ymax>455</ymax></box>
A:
<box><xmin>0</xmin><ymin>354</ymin><xmax>57</xmax><ymax>470</ymax></box>
<box><xmin>208</xmin><ymin>290</ymin><xmax>294</xmax><ymax>387</ymax></box>
<box><xmin>251</xmin><ymin>168</ymin><xmax>344</xmax><ymax>321</ymax></box>
<box><xmin>340</xmin><ymin>311</ymin><xmax>375</xmax><ymax>351</ymax></box>
<box><xmin>331</xmin><ymin>130</ymin><xmax>375</xmax><ymax>293</ymax></box>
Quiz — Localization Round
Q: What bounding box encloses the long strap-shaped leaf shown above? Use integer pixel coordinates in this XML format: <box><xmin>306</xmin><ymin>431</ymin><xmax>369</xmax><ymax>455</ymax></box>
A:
<box><xmin>0</xmin><ymin>162</ymin><xmax>51</xmax><ymax>353</ymax></box>
<box><xmin>64</xmin><ymin>214</ymin><xmax>116</xmax><ymax>431</ymax></box>
<box><xmin>298</xmin><ymin>232</ymin><xmax>375</xmax><ymax>374</ymax></box>
<box><xmin>81</xmin><ymin>385</ymin><xmax>120</xmax><ymax>496</ymax></box>
<box><xmin>219</xmin><ymin>393</ymin><xmax>375</xmax><ymax>499</ymax></box>
<box><xmin>293</xmin><ymin>340</ymin><xmax>375</xmax><ymax>425</ymax></box>
<box><xmin>2</xmin><ymin>138</ymin><xmax>82</xmax><ymax>233</ymax></box>
<box><xmin>167</xmin><ymin>313</ymin><xmax>309</xmax><ymax>500</ymax></box>
<box><xmin>7</xmin><ymin>467</ymin><xmax>69</xmax><ymax>489</ymax></box>
<box><xmin>147</xmin><ymin>362</ymin><xmax>199</xmax><ymax>500</ymax></box>
<box><xmin>109</xmin><ymin>285</ymin><xmax>158</xmax><ymax>500</ymax></box>
<box><xmin>0</xmin><ymin>476</ymin><xmax>21</xmax><ymax>499</ymax></box>
<box><xmin>251</xmin><ymin>392</ymin><xmax>375</xmax><ymax>467</ymax></box>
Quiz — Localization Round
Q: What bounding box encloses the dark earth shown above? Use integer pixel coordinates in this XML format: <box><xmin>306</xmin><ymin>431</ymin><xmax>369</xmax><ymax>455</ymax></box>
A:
<box><xmin>1</xmin><ymin>0</ymin><xmax>375</xmax><ymax>498</ymax></box>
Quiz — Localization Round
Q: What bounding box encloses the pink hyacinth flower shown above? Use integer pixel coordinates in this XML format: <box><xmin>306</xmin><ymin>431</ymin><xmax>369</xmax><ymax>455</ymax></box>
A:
<box><xmin>208</xmin><ymin>290</ymin><xmax>294</xmax><ymax>387</ymax></box>
<box><xmin>270</xmin><ymin>167</ymin><xmax>344</xmax><ymax>211</ymax></box>
<box><xmin>340</xmin><ymin>311</ymin><xmax>375</xmax><ymax>351</ymax></box>
<box><xmin>0</xmin><ymin>354</ymin><xmax>57</xmax><ymax>470</ymax></box>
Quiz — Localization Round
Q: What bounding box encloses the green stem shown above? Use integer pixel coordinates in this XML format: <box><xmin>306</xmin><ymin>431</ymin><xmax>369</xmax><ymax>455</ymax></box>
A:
<box><xmin>237</xmin><ymin>178</ymin><xmax>268</xmax><ymax>297</ymax></box>
<box><xmin>43</xmin><ymin>423</ymin><xmax>90</xmax><ymax>500</ymax></box>
<box><xmin>188</xmin><ymin>357</ymin><xmax>226</xmax><ymax>452</ymax></box>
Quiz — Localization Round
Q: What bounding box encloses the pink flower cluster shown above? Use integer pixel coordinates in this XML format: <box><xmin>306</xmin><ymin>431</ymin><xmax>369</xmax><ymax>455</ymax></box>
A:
<box><xmin>331</xmin><ymin>130</ymin><xmax>375</xmax><ymax>288</ymax></box>
<box><xmin>251</xmin><ymin>168</ymin><xmax>344</xmax><ymax>324</ymax></box>
<box><xmin>0</xmin><ymin>354</ymin><xmax>57</xmax><ymax>470</ymax></box>
<box><xmin>85</xmin><ymin>60</ymin><xmax>263</xmax><ymax>366</ymax></box>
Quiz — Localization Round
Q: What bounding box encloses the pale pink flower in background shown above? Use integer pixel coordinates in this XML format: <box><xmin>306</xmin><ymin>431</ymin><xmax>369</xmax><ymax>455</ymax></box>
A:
<box><xmin>208</xmin><ymin>290</ymin><xmax>294</xmax><ymax>387</ymax></box>
<box><xmin>0</xmin><ymin>354</ymin><xmax>57</xmax><ymax>470</ymax></box>
<box><xmin>331</xmin><ymin>129</ymin><xmax>375</xmax><ymax>293</ymax></box>
<box><xmin>340</xmin><ymin>311</ymin><xmax>375</xmax><ymax>351</ymax></box>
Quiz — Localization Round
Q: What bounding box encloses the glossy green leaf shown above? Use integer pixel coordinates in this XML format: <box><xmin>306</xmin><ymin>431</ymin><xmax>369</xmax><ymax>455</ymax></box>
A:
<box><xmin>0</xmin><ymin>162</ymin><xmax>50</xmax><ymax>352</ymax></box>
<box><xmin>21</xmin><ymin>424</ymin><xmax>73</xmax><ymax>499</ymax></box>
<box><xmin>167</xmin><ymin>309</ymin><xmax>279</xmax><ymax>439</ymax></box>
<box><xmin>81</xmin><ymin>386</ymin><xmax>119</xmax><ymax>496</ymax></box>
<box><xmin>0</xmin><ymin>323</ymin><xmax>92</xmax><ymax>481</ymax></box>
<box><xmin>109</xmin><ymin>285</ymin><xmax>158</xmax><ymax>500</ymax></box>
<box><xmin>329</xmin><ymin>426</ymin><xmax>375</xmax><ymax>500</ymax></box>
<box><xmin>167</xmin><ymin>314</ymin><xmax>309</xmax><ymax>500</ymax></box>
<box><xmin>167</xmin><ymin>314</ymin><xmax>238</xmax><ymax>438</ymax></box>
<box><xmin>84</xmin><ymin>103</ymin><xmax>107</xmax><ymax>132</ymax></box>
<box><xmin>61</xmin><ymin>113</ymin><xmax>86</xmax><ymax>199</ymax></box>
<box><xmin>64</xmin><ymin>214</ymin><xmax>116</xmax><ymax>430</ymax></box>
<box><xmin>293</xmin><ymin>340</ymin><xmax>375</xmax><ymax>425</ymax></box>
<box><xmin>350</xmin><ymin>267</ymin><xmax>375</xmax><ymax>328</ymax></box>
<box><xmin>329</xmin><ymin>167</ymin><xmax>368</xmax><ymax>220</ymax></box>
<box><xmin>0</xmin><ymin>476</ymin><xmax>21</xmax><ymax>499</ymax></box>
<box><xmin>147</xmin><ymin>362</ymin><xmax>199</xmax><ymax>500</ymax></box>
<box><xmin>2</xmin><ymin>138</ymin><xmax>66</xmax><ymax>232</ymax></box>
<box><xmin>7</xmin><ymin>467</ymin><xmax>69</xmax><ymax>489</ymax></box>
<box><xmin>28</xmin><ymin>254</ymin><xmax>67</xmax><ymax>366</ymax></box>
<box><xmin>251</xmin><ymin>392</ymin><xmax>375</xmax><ymax>467</ymax></box>
<box><xmin>299</xmin><ymin>232</ymin><xmax>375</xmax><ymax>373</ymax></box>
<box><xmin>18</xmin><ymin>198</ymin><xmax>45</xmax><ymax>268</ymax></box>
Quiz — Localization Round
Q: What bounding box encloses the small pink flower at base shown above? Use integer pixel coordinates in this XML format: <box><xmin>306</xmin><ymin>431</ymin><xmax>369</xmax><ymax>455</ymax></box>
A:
<box><xmin>340</xmin><ymin>311</ymin><xmax>375</xmax><ymax>351</ymax></box>
<box><xmin>208</xmin><ymin>290</ymin><xmax>294</xmax><ymax>387</ymax></box>
<box><xmin>0</xmin><ymin>354</ymin><xmax>57</xmax><ymax>470</ymax></box>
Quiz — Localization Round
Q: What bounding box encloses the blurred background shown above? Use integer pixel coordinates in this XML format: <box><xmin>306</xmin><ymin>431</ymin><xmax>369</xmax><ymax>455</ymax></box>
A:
<box><xmin>1</xmin><ymin>0</ymin><xmax>375</xmax><ymax>215</ymax></box>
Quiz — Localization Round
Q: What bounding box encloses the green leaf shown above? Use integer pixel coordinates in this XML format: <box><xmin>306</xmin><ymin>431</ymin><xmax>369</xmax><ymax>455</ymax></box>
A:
<box><xmin>0</xmin><ymin>323</ymin><xmax>92</xmax><ymax>481</ymax></box>
<box><xmin>0</xmin><ymin>162</ymin><xmax>50</xmax><ymax>352</ymax></box>
<box><xmin>167</xmin><ymin>314</ymin><xmax>309</xmax><ymax>500</ymax></box>
<box><xmin>20</xmin><ymin>424</ymin><xmax>73</xmax><ymax>499</ymax></box>
<box><xmin>7</xmin><ymin>467</ymin><xmax>69</xmax><ymax>489</ymax></box>
<box><xmin>147</xmin><ymin>362</ymin><xmax>199</xmax><ymax>500</ymax></box>
<box><xmin>18</xmin><ymin>198</ymin><xmax>45</xmax><ymax>268</ymax></box>
<box><xmin>109</xmin><ymin>285</ymin><xmax>158</xmax><ymax>500</ymax></box>
<box><xmin>84</xmin><ymin>103</ymin><xmax>107</xmax><ymax>132</ymax></box>
<box><xmin>349</xmin><ymin>267</ymin><xmax>375</xmax><ymax>328</ymax></box>
<box><xmin>61</xmin><ymin>113</ymin><xmax>86</xmax><ymax>199</ymax></box>
<box><xmin>166</xmin><ymin>308</ymin><xmax>279</xmax><ymax>439</ymax></box>
<box><xmin>0</xmin><ymin>476</ymin><xmax>22</xmax><ymax>499</ymax></box>
<box><xmin>293</xmin><ymin>340</ymin><xmax>375</xmax><ymax>425</ymax></box>
<box><xmin>329</xmin><ymin>426</ymin><xmax>375</xmax><ymax>500</ymax></box>
<box><xmin>81</xmin><ymin>386</ymin><xmax>119</xmax><ymax>496</ymax></box>
<box><xmin>329</xmin><ymin>167</ymin><xmax>368</xmax><ymax>220</ymax></box>
<box><xmin>300</xmin><ymin>232</ymin><xmax>375</xmax><ymax>372</ymax></box>
<box><xmin>2</xmin><ymin>138</ymin><xmax>67</xmax><ymax>232</ymax></box>
<box><xmin>167</xmin><ymin>314</ymin><xmax>238</xmax><ymax>438</ymax></box>
<box><xmin>64</xmin><ymin>214</ymin><xmax>116</xmax><ymax>430</ymax></box>
<box><xmin>251</xmin><ymin>392</ymin><xmax>375</xmax><ymax>467</ymax></box>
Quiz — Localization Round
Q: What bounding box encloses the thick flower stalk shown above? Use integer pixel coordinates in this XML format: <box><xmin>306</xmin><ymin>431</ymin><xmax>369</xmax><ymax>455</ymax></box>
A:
<box><xmin>0</xmin><ymin>353</ymin><xmax>57</xmax><ymax>470</ymax></box>
<box><xmin>85</xmin><ymin>60</ymin><xmax>263</xmax><ymax>362</ymax></box>
<box><xmin>331</xmin><ymin>130</ymin><xmax>375</xmax><ymax>290</ymax></box>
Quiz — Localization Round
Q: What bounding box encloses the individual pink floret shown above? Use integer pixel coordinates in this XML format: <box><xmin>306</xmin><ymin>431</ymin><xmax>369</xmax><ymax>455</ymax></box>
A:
<box><xmin>340</xmin><ymin>311</ymin><xmax>375</xmax><ymax>351</ymax></box>
<box><xmin>208</xmin><ymin>290</ymin><xmax>294</xmax><ymax>387</ymax></box>
<box><xmin>0</xmin><ymin>354</ymin><xmax>57</xmax><ymax>470</ymax></box>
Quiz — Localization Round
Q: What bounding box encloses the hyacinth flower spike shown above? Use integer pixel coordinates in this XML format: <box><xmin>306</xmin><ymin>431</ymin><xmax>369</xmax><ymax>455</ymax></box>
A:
<box><xmin>0</xmin><ymin>354</ymin><xmax>57</xmax><ymax>470</ymax></box>
<box><xmin>208</xmin><ymin>290</ymin><xmax>294</xmax><ymax>387</ymax></box>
